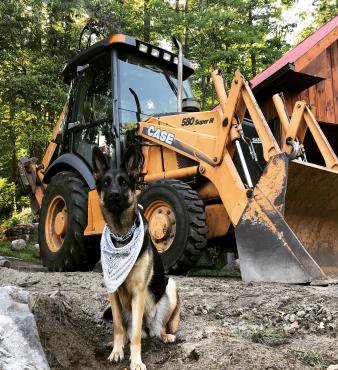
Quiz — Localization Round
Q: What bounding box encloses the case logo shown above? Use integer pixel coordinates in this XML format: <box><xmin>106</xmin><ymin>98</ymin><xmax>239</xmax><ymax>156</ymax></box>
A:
<box><xmin>146</xmin><ymin>126</ymin><xmax>175</xmax><ymax>145</ymax></box>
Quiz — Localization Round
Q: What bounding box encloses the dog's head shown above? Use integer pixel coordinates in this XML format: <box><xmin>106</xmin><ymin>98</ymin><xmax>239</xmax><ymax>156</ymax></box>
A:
<box><xmin>92</xmin><ymin>146</ymin><xmax>138</xmax><ymax>214</ymax></box>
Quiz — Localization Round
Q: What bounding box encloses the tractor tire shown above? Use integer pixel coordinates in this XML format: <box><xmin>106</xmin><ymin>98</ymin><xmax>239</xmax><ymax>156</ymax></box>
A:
<box><xmin>38</xmin><ymin>171</ymin><xmax>100</xmax><ymax>271</ymax></box>
<box><xmin>139</xmin><ymin>179</ymin><xmax>208</xmax><ymax>274</ymax></box>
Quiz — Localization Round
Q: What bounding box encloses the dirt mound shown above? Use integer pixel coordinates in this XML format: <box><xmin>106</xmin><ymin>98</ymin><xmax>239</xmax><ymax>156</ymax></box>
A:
<box><xmin>1</xmin><ymin>266</ymin><xmax>338</xmax><ymax>369</ymax></box>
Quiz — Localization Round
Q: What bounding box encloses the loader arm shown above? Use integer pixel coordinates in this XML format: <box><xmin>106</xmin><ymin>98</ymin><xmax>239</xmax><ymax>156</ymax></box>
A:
<box><xmin>138</xmin><ymin>71</ymin><xmax>287</xmax><ymax>226</ymax></box>
<box><xmin>273</xmin><ymin>94</ymin><xmax>338</xmax><ymax>171</ymax></box>
<box><xmin>138</xmin><ymin>70</ymin><xmax>338</xmax><ymax>284</ymax></box>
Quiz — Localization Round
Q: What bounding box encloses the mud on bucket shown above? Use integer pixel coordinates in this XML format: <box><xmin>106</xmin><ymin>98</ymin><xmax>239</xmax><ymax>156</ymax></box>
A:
<box><xmin>235</xmin><ymin>153</ymin><xmax>338</xmax><ymax>284</ymax></box>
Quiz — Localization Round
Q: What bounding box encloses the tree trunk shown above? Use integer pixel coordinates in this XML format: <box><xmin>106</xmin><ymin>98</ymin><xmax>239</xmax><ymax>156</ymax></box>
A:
<box><xmin>248</xmin><ymin>7</ymin><xmax>256</xmax><ymax>77</ymax></box>
<box><xmin>184</xmin><ymin>0</ymin><xmax>189</xmax><ymax>55</ymax></box>
<box><xmin>8</xmin><ymin>106</ymin><xmax>17</xmax><ymax>182</ymax></box>
<box><xmin>250</xmin><ymin>48</ymin><xmax>257</xmax><ymax>77</ymax></box>
<box><xmin>143</xmin><ymin>0</ymin><xmax>151</xmax><ymax>42</ymax></box>
<box><xmin>201</xmin><ymin>75</ymin><xmax>210</xmax><ymax>110</ymax></box>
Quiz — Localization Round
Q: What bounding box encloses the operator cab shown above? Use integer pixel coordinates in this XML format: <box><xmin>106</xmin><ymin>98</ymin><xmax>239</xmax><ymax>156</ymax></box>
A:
<box><xmin>59</xmin><ymin>34</ymin><xmax>197</xmax><ymax>169</ymax></box>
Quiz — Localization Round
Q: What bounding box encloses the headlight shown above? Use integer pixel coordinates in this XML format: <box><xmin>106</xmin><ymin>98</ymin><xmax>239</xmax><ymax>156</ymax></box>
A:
<box><xmin>139</xmin><ymin>44</ymin><xmax>148</xmax><ymax>53</ymax></box>
<box><xmin>151</xmin><ymin>48</ymin><xmax>160</xmax><ymax>57</ymax></box>
<box><xmin>163</xmin><ymin>52</ymin><xmax>171</xmax><ymax>61</ymax></box>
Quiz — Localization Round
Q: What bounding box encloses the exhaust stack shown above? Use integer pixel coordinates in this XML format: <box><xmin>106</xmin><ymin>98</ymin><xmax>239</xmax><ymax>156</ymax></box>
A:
<box><xmin>173</xmin><ymin>36</ymin><xmax>183</xmax><ymax>112</ymax></box>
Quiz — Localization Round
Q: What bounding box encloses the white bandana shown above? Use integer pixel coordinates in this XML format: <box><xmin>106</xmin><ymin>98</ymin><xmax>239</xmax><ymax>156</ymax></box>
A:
<box><xmin>101</xmin><ymin>212</ymin><xmax>144</xmax><ymax>293</ymax></box>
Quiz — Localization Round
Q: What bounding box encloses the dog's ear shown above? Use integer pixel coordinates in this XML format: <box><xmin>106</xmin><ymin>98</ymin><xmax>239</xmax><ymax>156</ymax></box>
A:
<box><xmin>92</xmin><ymin>147</ymin><xmax>109</xmax><ymax>180</ymax></box>
<box><xmin>121</xmin><ymin>144</ymin><xmax>139</xmax><ymax>174</ymax></box>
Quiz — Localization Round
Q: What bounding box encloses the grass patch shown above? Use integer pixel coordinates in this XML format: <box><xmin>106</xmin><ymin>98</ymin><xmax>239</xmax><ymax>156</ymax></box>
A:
<box><xmin>187</xmin><ymin>266</ymin><xmax>241</xmax><ymax>278</ymax></box>
<box><xmin>251</xmin><ymin>329</ymin><xmax>287</xmax><ymax>347</ymax></box>
<box><xmin>289</xmin><ymin>350</ymin><xmax>326</xmax><ymax>368</ymax></box>
<box><xmin>0</xmin><ymin>236</ymin><xmax>39</xmax><ymax>263</ymax></box>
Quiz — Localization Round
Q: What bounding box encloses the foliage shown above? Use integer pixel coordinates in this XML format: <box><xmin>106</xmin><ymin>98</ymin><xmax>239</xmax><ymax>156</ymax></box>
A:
<box><xmin>0</xmin><ymin>178</ymin><xmax>16</xmax><ymax>219</ymax></box>
<box><xmin>251</xmin><ymin>328</ymin><xmax>286</xmax><ymax>347</ymax></box>
<box><xmin>0</xmin><ymin>207</ymin><xmax>33</xmax><ymax>234</ymax></box>
<box><xmin>299</xmin><ymin>0</ymin><xmax>338</xmax><ymax>40</ymax></box>
<box><xmin>289</xmin><ymin>350</ymin><xmax>326</xmax><ymax>368</ymax></box>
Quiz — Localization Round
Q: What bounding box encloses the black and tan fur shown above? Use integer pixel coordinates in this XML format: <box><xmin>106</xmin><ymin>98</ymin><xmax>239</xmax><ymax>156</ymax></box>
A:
<box><xmin>92</xmin><ymin>146</ymin><xmax>180</xmax><ymax>370</ymax></box>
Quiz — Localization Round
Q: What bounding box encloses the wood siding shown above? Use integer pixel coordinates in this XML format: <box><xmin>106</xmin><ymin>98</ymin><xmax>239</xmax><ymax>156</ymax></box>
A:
<box><xmin>259</xmin><ymin>40</ymin><xmax>338</xmax><ymax>125</ymax></box>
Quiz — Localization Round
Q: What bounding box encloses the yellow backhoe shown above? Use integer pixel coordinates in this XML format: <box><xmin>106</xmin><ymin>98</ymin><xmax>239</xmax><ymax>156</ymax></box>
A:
<box><xmin>18</xmin><ymin>30</ymin><xmax>338</xmax><ymax>283</ymax></box>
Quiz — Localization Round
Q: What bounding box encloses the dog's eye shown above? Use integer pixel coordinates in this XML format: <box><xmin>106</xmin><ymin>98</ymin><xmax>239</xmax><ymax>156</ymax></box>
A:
<box><xmin>120</xmin><ymin>178</ymin><xmax>127</xmax><ymax>187</ymax></box>
<box><xmin>104</xmin><ymin>178</ymin><xmax>111</xmax><ymax>187</ymax></box>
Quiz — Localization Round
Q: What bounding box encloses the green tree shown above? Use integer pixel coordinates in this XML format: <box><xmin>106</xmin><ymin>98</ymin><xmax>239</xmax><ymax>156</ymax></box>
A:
<box><xmin>300</xmin><ymin>0</ymin><xmax>337</xmax><ymax>39</ymax></box>
<box><xmin>175</xmin><ymin>0</ymin><xmax>295</xmax><ymax>109</ymax></box>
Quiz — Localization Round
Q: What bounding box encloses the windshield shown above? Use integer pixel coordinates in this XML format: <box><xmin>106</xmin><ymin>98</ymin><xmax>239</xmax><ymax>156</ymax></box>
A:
<box><xmin>118</xmin><ymin>51</ymin><xmax>194</xmax><ymax>128</ymax></box>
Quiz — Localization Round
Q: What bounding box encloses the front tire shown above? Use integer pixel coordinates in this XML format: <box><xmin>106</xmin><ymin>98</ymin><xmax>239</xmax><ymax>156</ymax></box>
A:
<box><xmin>39</xmin><ymin>171</ymin><xmax>99</xmax><ymax>271</ymax></box>
<box><xmin>139</xmin><ymin>179</ymin><xmax>208</xmax><ymax>273</ymax></box>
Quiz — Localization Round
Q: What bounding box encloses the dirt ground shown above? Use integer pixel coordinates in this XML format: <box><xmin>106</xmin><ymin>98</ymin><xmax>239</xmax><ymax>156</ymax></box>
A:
<box><xmin>1</xmin><ymin>263</ymin><xmax>338</xmax><ymax>370</ymax></box>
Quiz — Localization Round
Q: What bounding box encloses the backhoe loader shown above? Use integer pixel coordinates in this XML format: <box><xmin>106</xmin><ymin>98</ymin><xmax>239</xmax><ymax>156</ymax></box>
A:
<box><xmin>19</xmin><ymin>29</ymin><xmax>338</xmax><ymax>283</ymax></box>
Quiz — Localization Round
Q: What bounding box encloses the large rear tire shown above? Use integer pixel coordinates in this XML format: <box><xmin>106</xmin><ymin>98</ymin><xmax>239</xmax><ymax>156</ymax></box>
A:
<box><xmin>38</xmin><ymin>171</ymin><xmax>100</xmax><ymax>271</ymax></box>
<box><xmin>139</xmin><ymin>179</ymin><xmax>208</xmax><ymax>274</ymax></box>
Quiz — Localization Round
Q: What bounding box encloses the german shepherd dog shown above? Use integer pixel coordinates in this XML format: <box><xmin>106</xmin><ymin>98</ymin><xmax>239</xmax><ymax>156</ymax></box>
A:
<box><xmin>92</xmin><ymin>146</ymin><xmax>180</xmax><ymax>370</ymax></box>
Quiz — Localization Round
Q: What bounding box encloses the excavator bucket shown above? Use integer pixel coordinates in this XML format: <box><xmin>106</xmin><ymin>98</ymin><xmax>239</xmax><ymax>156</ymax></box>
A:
<box><xmin>235</xmin><ymin>153</ymin><xmax>338</xmax><ymax>284</ymax></box>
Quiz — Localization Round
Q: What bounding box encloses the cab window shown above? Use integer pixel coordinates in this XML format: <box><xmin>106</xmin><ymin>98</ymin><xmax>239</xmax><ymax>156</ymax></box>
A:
<box><xmin>72</xmin><ymin>53</ymin><xmax>116</xmax><ymax>168</ymax></box>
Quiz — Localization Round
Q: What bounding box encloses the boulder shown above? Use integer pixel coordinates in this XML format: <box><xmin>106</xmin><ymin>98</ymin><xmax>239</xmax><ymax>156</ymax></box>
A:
<box><xmin>0</xmin><ymin>286</ymin><xmax>50</xmax><ymax>370</ymax></box>
<box><xmin>10</xmin><ymin>239</ymin><xmax>26</xmax><ymax>251</ymax></box>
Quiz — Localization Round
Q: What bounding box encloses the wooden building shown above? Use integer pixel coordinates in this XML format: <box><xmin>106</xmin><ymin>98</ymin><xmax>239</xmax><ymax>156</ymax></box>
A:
<box><xmin>252</xmin><ymin>14</ymin><xmax>338</xmax><ymax>126</ymax></box>
<box><xmin>250</xmin><ymin>15</ymin><xmax>338</xmax><ymax>163</ymax></box>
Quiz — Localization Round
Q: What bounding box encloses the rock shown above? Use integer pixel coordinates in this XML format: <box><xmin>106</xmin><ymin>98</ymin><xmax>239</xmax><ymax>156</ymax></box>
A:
<box><xmin>0</xmin><ymin>286</ymin><xmax>50</xmax><ymax>370</ymax></box>
<box><xmin>289</xmin><ymin>314</ymin><xmax>297</xmax><ymax>323</ymax></box>
<box><xmin>193</xmin><ymin>304</ymin><xmax>208</xmax><ymax>315</ymax></box>
<box><xmin>297</xmin><ymin>310</ymin><xmax>305</xmax><ymax>318</ymax></box>
<box><xmin>290</xmin><ymin>321</ymin><xmax>299</xmax><ymax>329</ymax></box>
<box><xmin>182</xmin><ymin>343</ymin><xmax>199</xmax><ymax>360</ymax></box>
<box><xmin>283</xmin><ymin>321</ymin><xmax>299</xmax><ymax>334</ymax></box>
<box><xmin>10</xmin><ymin>239</ymin><xmax>26</xmax><ymax>251</ymax></box>
<box><xmin>327</xmin><ymin>365</ymin><xmax>338</xmax><ymax>370</ymax></box>
<box><xmin>18</xmin><ymin>278</ymin><xmax>40</xmax><ymax>288</ymax></box>
<box><xmin>215</xmin><ymin>312</ymin><xmax>224</xmax><ymax>319</ymax></box>
<box><xmin>318</xmin><ymin>322</ymin><xmax>325</xmax><ymax>330</ymax></box>
<box><xmin>283</xmin><ymin>314</ymin><xmax>290</xmax><ymax>322</ymax></box>
<box><xmin>0</xmin><ymin>256</ymin><xmax>10</xmax><ymax>268</ymax></box>
<box><xmin>33</xmin><ymin>243</ymin><xmax>40</xmax><ymax>258</ymax></box>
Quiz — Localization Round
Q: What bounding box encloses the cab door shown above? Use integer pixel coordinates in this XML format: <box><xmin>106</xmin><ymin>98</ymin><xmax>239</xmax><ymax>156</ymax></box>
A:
<box><xmin>69</xmin><ymin>52</ymin><xmax>116</xmax><ymax>169</ymax></box>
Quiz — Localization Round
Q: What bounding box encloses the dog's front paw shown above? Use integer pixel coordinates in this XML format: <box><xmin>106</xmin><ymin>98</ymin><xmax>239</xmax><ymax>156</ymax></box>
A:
<box><xmin>130</xmin><ymin>360</ymin><xmax>146</xmax><ymax>370</ymax></box>
<box><xmin>161</xmin><ymin>333</ymin><xmax>176</xmax><ymax>343</ymax></box>
<box><xmin>108</xmin><ymin>348</ymin><xmax>124</xmax><ymax>363</ymax></box>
